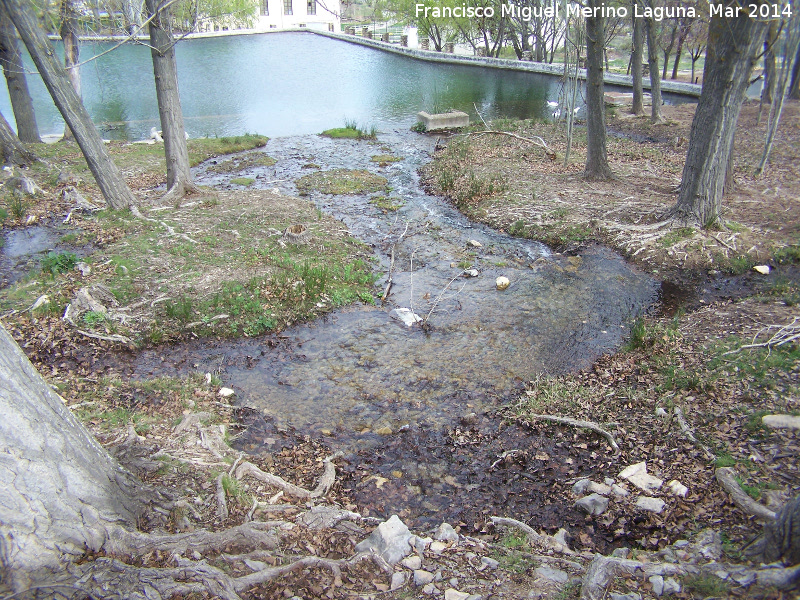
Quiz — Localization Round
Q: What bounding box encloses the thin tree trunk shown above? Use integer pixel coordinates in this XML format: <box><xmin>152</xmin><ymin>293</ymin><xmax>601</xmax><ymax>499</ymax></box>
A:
<box><xmin>670</xmin><ymin>11</ymin><xmax>766</xmax><ymax>227</ymax></box>
<box><xmin>645</xmin><ymin>1</ymin><xmax>663</xmax><ymax>123</ymax></box>
<box><xmin>145</xmin><ymin>0</ymin><xmax>199</xmax><ymax>202</ymax></box>
<box><xmin>631</xmin><ymin>0</ymin><xmax>645</xmax><ymax>116</ymax></box>
<box><xmin>0</xmin><ymin>6</ymin><xmax>40</xmax><ymax>143</ymax></box>
<box><xmin>671</xmin><ymin>32</ymin><xmax>685</xmax><ymax>80</ymax></box>
<box><xmin>661</xmin><ymin>21</ymin><xmax>677</xmax><ymax>80</ymax></box>
<box><xmin>0</xmin><ymin>108</ymin><xmax>37</xmax><ymax>165</ymax></box>
<box><xmin>762</xmin><ymin>21</ymin><xmax>778</xmax><ymax>104</ymax></box>
<box><xmin>5</xmin><ymin>0</ymin><xmax>137</xmax><ymax>210</ymax></box>
<box><xmin>789</xmin><ymin>42</ymin><xmax>800</xmax><ymax>99</ymax></box>
<box><xmin>60</xmin><ymin>0</ymin><xmax>80</xmax><ymax>141</ymax></box>
<box><xmin>584</xmin><ymin>0</ymin><xmax>613</xmax><ymax>180</ymax></box>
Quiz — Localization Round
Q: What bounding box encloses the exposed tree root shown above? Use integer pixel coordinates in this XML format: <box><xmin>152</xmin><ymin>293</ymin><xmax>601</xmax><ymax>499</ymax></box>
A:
<box><xmin>489</xmin><ymin>517</ymin><xmax>576</xmax><ymax>555</ymax></box>
<box><xmin>715</xmin><ymin>467</ymin><xmax>777</xmax><ymax>522</ymax></box>
<box><xmin>235</xmin><ymin>451</ymin><xmax>344</xmax><ymax>499</ymax></box>
<box><xmin>672</xmin><ymin>407</ymin><xmax>716</xmax><ymax>461</ymax></box>
<box><xmin>130</xmin><ymin>205</ymin><xmax>199</xmax><ymax>244</ymax></box>
<box><xmin>526</xmin><ymin>414</ymin><xmax>621</xmax><ymax>455</ymax></box>
<box><xmin>580</xmin><ymin>555</ymin><xmax>645</xmax><ymax>600</ymax></box>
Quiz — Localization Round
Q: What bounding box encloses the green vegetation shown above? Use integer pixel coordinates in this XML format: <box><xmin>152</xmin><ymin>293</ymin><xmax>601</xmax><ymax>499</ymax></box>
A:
<box><xmin>8</xmin><ymin>195</ymin><xmax>28</xmax><ymax>221</ymax></box>
<box><xmin>660</xmin><ymin>227</ymin><xmax>695</xmax><ymax>248</ymax></box>
<box><xmin>41</xmin><ymin>251</ymin><xmax>77</xmax><ymax>276</ymax></box>
<box><xmin>321</xmin><ymin>120</ymin><xmax>377</xmax><ymax>140</ymax></box>
<box><xmin>207</xmin><ymin>153</ymin><xmax>276</xmax><ymax>174</ymax></box>
<box><xmin>508</xmin><ymin>219</ymin><xmax>594</xmax><ymax>247</ymax></box>
<box><xmin>370</xmin><ymin>154</ymin><xmax>403</xmax><ymax>164</ymax></box>
<box><xmin>230</xmin><ymin>177</ymin><xmax>255</xmax><ymax>186</ymax></box>
<box><xmin>296</xmin><ymin>169</ymin><xmax>388</xmax><ymax>195</ymax></box>
<box><xmin>682</xmin><ymin>574</ymin><xmax>730</xmax><ymax>598</ymax></box>
<box><xmin>369</xmin><ymin>196</ymin><xmax>404</xmax><ymax>211</ymax></box>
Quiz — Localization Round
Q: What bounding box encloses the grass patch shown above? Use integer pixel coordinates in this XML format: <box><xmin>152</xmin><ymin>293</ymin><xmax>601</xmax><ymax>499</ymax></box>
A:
<box><xmin>230</xmin><ymin>177</ymin><xmax>255</xmax><ymax>187</ymax></box>
<box><xmin>296</xmin><ymin>169</ymin><xmax>387</xmax><ymax>195</ymax></box>
<box><xmin>369</xmin><ymin>196</ymin><xmax>404</xmax><ymax>212</ymax></box>
<box><xmin>660</xmin><ymin>227</ymin><xmax>695</xmax><ymax>248</ymax></box>
<box><xmin>370</xmin><ymin>154</ymin><xmax>403</xmax><ymax>164</ymax></box>
<box><xmin>321</xmin><ymin>120</ymin><xmax>377</xmax><ymax>140</ymax></box>
<box><xmin>682</xmin><ymin>574</ymin><xmax>730</xmax><ymax>598</ymax></box>
<box><xmin>207</xmin><ymin>153</ymin><xmax>276</xmax><ymax>174</ymax></box>
<box><xmin>41</xmin><ymin>251</ymin><xmax>77</xmax><ymax>276</ymax></box>
<box><xmin>508</xmin><ymin>219</ymin><xmax>595</xmax><ymax>247</ymax></box>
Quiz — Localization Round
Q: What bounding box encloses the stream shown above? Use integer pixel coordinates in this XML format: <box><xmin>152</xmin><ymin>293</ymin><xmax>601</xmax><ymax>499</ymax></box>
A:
<box><xmin>132</xmin><ymin>130</ymin><xmax>661</xmax><ymax>533</ymax></box>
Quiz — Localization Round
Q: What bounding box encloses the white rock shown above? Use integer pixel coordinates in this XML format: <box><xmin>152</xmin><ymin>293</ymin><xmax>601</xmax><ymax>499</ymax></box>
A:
<box><xmin>667</xmin><ymin>480</ymin><xmax>688</xmax><ymax>498</ymax></box>
<box><xmin>610</xmin><ymin>594</ymin><xmax>641</xmax><ymax>600</ymax></box>
<box><xmin>587</xmin><ymin>481</ymin><xmax>613</xmax><ymax>496</ymax></box>
<box><xmin>444</xmin><ymin>590</ymin><xmax>470</xmax><ymax>600</ymax></box>
<box><xmin>753</xmin><ymin>265</ymin><xmax>770</xmax><ymax>275</ymax></box>
<box><xmin>762</xmin><ymin>414</ymin><xmax>800</xmax><ymax>431</ymax></box>
<box><xmin>464</xmin><ymin>269</ymin><xmax>479</xmax><ymax>277</ymax></box>
<box><xmin>402</xmin><ymin>555</ymin><xmax>422</xmax><ymax>570</ymax></box>
<box><xmin>572</xmin><ymin>479</ymin><xmax>591</xmax><ymax>495</ymax></box>
<box><xmin>575</xmin><ymin>493</ymin><xmax>609</xmax><ymax>516</ymax></box>
<box><xmin>619</xmin><ymin>462</ymin><xmax>663</xmax><ymax>493</ymax></box>
<box><xmin>534</xmin><ymin>566</ymin><xmax>569</xmax><ymax>583</ymax></box>
<box><xmin>390</xmin><ymin>571</ymin><xmax>407</xmax><ymax>590</ymax></box>
<box><xmin>655</xmin><ymin>407</ymin><xmax>668</xmax><ymax>418</ymax></box>
<box><xmin>414</xmin><ymin>569</ymin><xmax>435</xmax><ymax>586</ymax></box>
<box><xmin>495</xmin><ymin>276</ymin><xmax>510</xmax><ymax>290</ymax></box>
<box><xmin>435</xmin><ymin>522</ymin><xmax>459</xmax><ymax>542</ymax></box>
<box><xmin>76</xmin><ymin>262</ymin><xmax>91</xmax><ymax>276</ymax></box>
<box><xmin>662</xmin><ymin>577</ymin><xmax>681</xmax><ymax>595</ymax></box>
<box><xmin>429</xmin><ymin>540</ymin><xmax>447</xmax><ymax>554</ymax></box>
<box><xmin>218</xmin><ymin>387</ymin><xmax>235</xmax><ymax>397</ymax></box>
<box><xmin>649</xmin><ymin>575</ymin><xmax>664</xmax><ymax>596</ymax></box>
<box><xmin>612</xmin><ymin>484</ymin><xmax>630</xmax><ymax>497</ymax></box>
<box><xmin>468</xmin><ymin>240</ymin><xmax>483</xmax><ymax>248</ymax></box>
<box><xmin>355</xmin><ymin>515</ymin><xmax>413</xmax><ymax>565</ymax></box>
<box><xmin>389</xmin><ymin>307</ymin><xmax>422</xmax><ymax>327</ymax></box>
<box><xmin>30</xmin><ymin>295</ymin><xmax>50</xmax><ymax>311</ymax></box>
<box><xmin>635</xmin><ymin>496</ymin><xmax>666</xmax><ymax>514</ymax></box>
<box><xmin>422</xmin><ymin>583</ymin><xmax>437</xmax><ymax>594</ymax></box>
<box><xmin>619</xmin><ymin>461</ymin><xmax>646</xmax><ymax>479</ymax></box>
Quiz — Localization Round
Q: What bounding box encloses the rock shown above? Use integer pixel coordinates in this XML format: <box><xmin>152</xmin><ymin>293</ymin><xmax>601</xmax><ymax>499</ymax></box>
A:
<box><xmin>444</xmin><ymin>590</ymin><xmax>470</xmax><ymax>600</ymax></box>
<box><xmin>553</xmin><ymin>529</ymin><xmax>570</xmax><ymax>547</ymax></box>
<box><xmin>459</xmin><ymin>412</ymin><xmax>478</xmax><ymax>426</ymax></box>
<box><xmin>667</xmin><ymin>480</ymin><xmax>688</xmax><ymax>498</ymax></box>
<box><xmin>218</xmin><ymin>387</ymin><xmax>235</xmax><ymax>398</ymax></box>
<box><xmin>610</xmin><ymin>594</ymin><xmax>641</xmax><ymax>600</ymax></box>
<box><xmin>611</xmin><ymin>548</ymin><xmax>630</xmax><ymax>559</ymax></box>
<box><xmin>731</xmin><ymin>571</ymin><xmax>756</xmax><ymax>586</ymax></box>
<box><xmin>375</xmin><ymin>426</ymin><xmax>393</xmax><ymax>435</ymax></box>
<box><xmin>30</xmin><ymin>295</ymin><xmax>50</xmax><ymax>311</ymax></box>
<box><xmin>467</xmin><ymin>239</ymin><xmax>483</xmax><ymax>248</ymax></box>
<box><xmin>414</xmin><ymin>569</ymin><xmax>435</xmax><ymax>586</ymax></box>
<box><xmin>762</xmin><ymin>414</ymin><xmax>800</xmax><ymax>431</ymax></box>
<box><xmin>575</xmin><ymin>493</ymin><xmax>610</xmax><ymax>516</ymax></box>
<box><xmin>422</xmin><ymin>583</ymin><xmax>437</xmax><ymax>594</ymax></box>
<box><xmin>611</xmin><ymin>484</ymin><xmax>630</xmax><ymax>497</ymax></box>
<box><xmin>572</xmin><ymin>479</ymin><xmax>591</xmax><ymax>495</ymax></box>
<box><xmin>402</xmin><ymin>555</ymin><xmax>422</xmax><ymax>570</ymax></box>
<box><xmin>495</xmin><ymin>276</ymin><xmax>510</xmax><ymax>290</ymax></box>
<box><xmin>635</xmin><ymin>496</ymin><xmax>666</xmax><ymax>514</ymax></box>
<box><xmin>649</xmin><ymin>575</ymin><xmax>664</xmax><ymax>596</ymax></box>
<box><xmin>533</xmin><ymin>566</ymin><xmax>569</xmax><ymax>583</ymax></box>
<box><xmin>390</xmin><ymin>571</ymin><xmax>407</xmax><ymax>590</ymax></box>
<box><xmin>150</xmin><ymin>126</ymin><xmax>163</xmax><ymax>142</ymax></box>
<box><xmin>76</xmin><ymin>262</ymin><xmax>91</xmax><ymax>277</ymax></box>
<box><xmin>355</xmin><ymin>515</ymin><xmax>413</xmax><ymax>565</ymax></box>
<box><xmin>297</xmin><ymin>505</ymin><xmax>360</xmax><ymax>529</ymax></box>
<box><xmin>673</xmin><ymin>540</ymin><xmax>689</xmax><ymax>548</ymax></box>
<box><xmin>619</xmin><ymin>462</ymin><xmax>663</xmax><ymax>493</ymax></box>
<box><xmin>655</xmin><ymin>407</ymin><xmax>668</xmax><ymax>418</ymax></box>
<box><xmin>464</xmin><ymin>269</ymin><xmax>479</xmax><ymax>277</ymax></box>
<box><xmin>662</xmin><ymin>577</ymin><xmax>681</xmax><ymax>595</ymax></box>
<box><xmin>429</xmin><ymin>540</ymin><xmax>447</xmax><ymax>554</ymax></box>
<box><xmin>411</xmin><ymin>535</ymin><xmax>433</xmax><ymax>554</ymax></box>
<box><xmin>692</xmin><ymin>529</ymin><xmax>723</xmax><ymax>561</ymax></box>
<box><xmin>587</xmin><ymin>481</ymin><xmax>612</xmax><ymax>496</ymax></box>
<box><xmin>753</xmin><ymin>265</ymin><xmax>770</xmax><ymax>275</ymax></box>
<box><xmin>389</xmin><ymin>307</ymin><xmax>422</xmax><ymax>327</ymax></box>
<box><xmin>435</xmin><ymin>522</ymin><xmax>459</xmax><ymax>542</ymax></box>
<box><xmin>480</xmin><ymin>556</ymin><xmax>499</xmax><ymax>569</ymax></box>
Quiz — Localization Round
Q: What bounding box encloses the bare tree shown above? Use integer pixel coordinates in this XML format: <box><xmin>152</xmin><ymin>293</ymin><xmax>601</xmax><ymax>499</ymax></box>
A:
<box><xmin>644</xmin><ymin>0</ymin><xmax>663</xmax><ymax>123</ymax></box>
<box><xmin>60</xmin><ymin>0</ymin><xmax>81</xmax><ymax>141</ymax></box>
<box><xmin>5</xmin><ymin>0</ymin><xmax>137</xmax><ymax>210</ymax></box>
<box><xmin>0</xmin><ymin>108</ymin><xmax>37</xmax><ymax>165</ymax></box>
<box><xmin>0</xmin><ymin>5</ymin><xmax>40</xmax><ymax>143</ymax></box>
<box><xmin>670</xmin><ymin>10</ymin><xmax>766</xmax><ymax>226</ymax></box>
<box><xmin>145</xmin><ymin>0</ymin><xmax>201</xmax><ymax>203</ymax></box>
<box><xmin>789</xmin><ymin>42</ymin><xmax>800</xmax><ymax>99</ymax></box>
<box><xmin>584</xmin><ymin>0</ymin><xmax>613</xmax><ymax>180</ymax></box>
<box><xmin>630</xmin><ymin>0</ymin><xmax>645</xmax><ymax>116</ymax></box>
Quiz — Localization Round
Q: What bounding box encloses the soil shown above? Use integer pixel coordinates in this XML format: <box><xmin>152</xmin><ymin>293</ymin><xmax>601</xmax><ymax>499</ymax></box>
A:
<box><xmin>1</xmin><ymin>101</ymin><xmax>799</xmax><ymax>599</ymax></box>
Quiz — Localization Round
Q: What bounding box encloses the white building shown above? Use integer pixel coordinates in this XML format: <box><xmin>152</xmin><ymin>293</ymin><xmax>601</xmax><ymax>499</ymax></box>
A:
<box><xmin>253</xmin><ymin>0</ymin><xmax>340</xmax><ymax>32</ymax></box>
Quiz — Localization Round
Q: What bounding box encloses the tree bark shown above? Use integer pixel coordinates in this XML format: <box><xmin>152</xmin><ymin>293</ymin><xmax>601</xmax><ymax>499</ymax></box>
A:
<box><xmin>5</xmin><ymin>0</ymin><xmax>137</xmax><ymax>210</ymax></box>
<box><xmin>762</xmin><ymin>21</ymin><xmax>778</xmax><ymax>104</ymax></box>
<box><xmin>630</xmin><ymin>0</ymin><xmax>645</xmax><ymax>116</ymax></box>
<box><xmin>645</xmin><ymin>0</ymin><xmax>663</xmax><ymax>123</ymax></box>
<box><xmin>60</xmin><ymin>0</ymin><xmax>81</xmax><ymax>141</ymax></box>
<box><xmin>0</xmin><ymin>108</ymin><xmax>37</xmax><ymax>165</ymax></box>
<box><xmin>0</xmin><ymin>5</ymin><xmax>40</xmax><ymax>143</ymax></box>
<box><xmin>0</xmin><ymin>323</ymin><xmax>146</xmax><ymax>592</ymax></box>
<box><xmin>789</xmin><ymin>42</ymin><xmax>800</xmax><ymax>99</ymax></box>
<box><xmin>584</xmin><ymin>0</ymin><xmax>613</xmax><ymax>180</ymax></box>
<box><xmin>670</xmin><ymin>8</ymin><xmax>766</xmax><ymax>226</ymax></box>
<box><xmin>146</xmin><ymin>0</ymin><xmax>200</xmax><ymax>202</ymax></box>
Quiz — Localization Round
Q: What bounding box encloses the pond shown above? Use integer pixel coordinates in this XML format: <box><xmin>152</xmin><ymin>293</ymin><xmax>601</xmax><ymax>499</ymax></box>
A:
<box><xmin>2</xmin><ymin>31</ymin><xmax>667</xmax><ymax>140</ymax></box>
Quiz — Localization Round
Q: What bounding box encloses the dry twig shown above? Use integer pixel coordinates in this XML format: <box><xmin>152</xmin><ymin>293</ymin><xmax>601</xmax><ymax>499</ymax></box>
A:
<box><xmin>527</xmin><ymin>414</ymin><xmax>621</xmax><ymax>455</ymax></box>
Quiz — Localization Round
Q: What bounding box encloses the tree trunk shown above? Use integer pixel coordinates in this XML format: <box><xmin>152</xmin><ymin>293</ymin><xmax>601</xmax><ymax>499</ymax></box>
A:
<box><xmin>0</xmin><ymin>6</ymin><xmax>40</xmax><ymax>143</ymax></box>
<box><xmin>584</xmin><ymin>0</ymin><xmax>613</xmax><ymax>180</ymax></box>
<box><xmin>670</xmin><ymin>9</ymin><xmax>766</xmax><ymax>227</ymax></box>
<box><xmin>0</xmin><ymin>108</ymin><xmax>37</xmax><ymax>165</ymax></box>
<box><xmin>671</xmin><ymin>32</ymin><xmax>685</xmax><ymax>80</ymax></box>
<box><xmin>746</xmin><ymin>495</ymin><xmax>800</xmax><ymax>568</ymax></box>
<box><xmin>0</xmin><ymin>323</ymin><xmax>146</xmax><ymax>592</ymax></box>
<box><xmin>630</xmin><ymin>0</ymin><xmax>645</xmax><ymax>116</ymax></box>
<box><xmin>762</xmin><ymin>21</ymin><xmax>778</xmax><ymax>104</ymax></box>
<box><xmin>5</xmin><ymin>0</ymin><xmax>137</xmax><ymax>210</ymax></box>
<box><xmin>146</xmin><ymin>0</ymin><xmax>200</xmax><ymax>202</ymax></box>
<box><xmin>661</xmin><ymin>21</ymin><xmax>678</xmax><ymax>80</ymax></box>
<box><xmin>645</xmin><ymin>1</ymin><xmax>663</xmax><ymax>123</ymax></box>
<box><xmin>789</xmin><ymin>43</ymin><xmax>800</xmax><ymax>99</ymax></box>
<box><xmin>60</xmin><ymin>0</ymin><xmax>81</xmax><ymax>141</ymax></box>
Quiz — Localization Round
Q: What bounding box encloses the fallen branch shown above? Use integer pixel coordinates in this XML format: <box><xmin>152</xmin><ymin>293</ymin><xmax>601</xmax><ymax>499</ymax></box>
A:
<box><xmin>580</xmin><ymin>555</ymin><xmax>644</xmax><ymax>600</ymax></box>
<box><xmin>527</xmin><ymin>414</ymin><xmax>621</xmax><ymax>455</ymax></box>
<box><xmin>468</xmin><ymin>130</ymin><xmax>557</xmax><ymax>160</ymax></box>
<box><xmin>216</xmin><ymin>473</ymin><xmax>229</xmax><ymax>520</ymax></box>
<box><xmin>715</xmin><ymin>467</ymin><xmax>777</xmax><ymax>521</ymax></box>
<box><xmin>75</xmin><ymin>329</ymin><xmax>133</xmax><ymax>346</ymax></box>
<box><xmin>722</xmin><ymin>317</ymin><xmax>800</xmax><ymax>356</ymax></box>
<box><xmin>235</xmin><ymin>451</ymin><xmax>344</xmax><ymax>499</ymax></box>
<box><xmin>673</xmin><ymin>407</ymin><xmax>716</xmax><ymax>461</ymax></box>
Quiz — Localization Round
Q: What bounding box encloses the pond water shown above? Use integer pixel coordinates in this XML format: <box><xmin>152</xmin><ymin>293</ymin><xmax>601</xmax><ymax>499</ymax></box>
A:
<box><xmin>2</xmin><ymin>31</ymin><xmax>682</xmax><ymax>140</ymax></box>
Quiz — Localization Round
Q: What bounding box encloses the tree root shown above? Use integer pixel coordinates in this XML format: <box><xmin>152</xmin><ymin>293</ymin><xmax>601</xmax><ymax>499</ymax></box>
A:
<box><xmin>130</xmin><ymin>204</ymin><xmax>199</xmax><ymax>244</ymax></box>
<box><xmin>235</xmin><ymin>451</ymin><xmax>344</xmax><ymax>499</ymax></box>
<box><xmin>526</xmin><ymin>414</ymin><xmax>621</xmax><ymax>455</ymax></box>
<box><xmin>490</xmin><ymin>517</ymin><xmax>576</xmax><ymax>555</ymax></box>
<box><xmin>580</xmin><ymin>555</ymin><xmax>645</xmax><ymax>600</ymax></box>
<box><xmin>722</xmin><ymin>317</ymin><xmax>800</xmax><ymax>356</ymax></box>
<box><xmin>715</xmin><ymin>467</ymin><xmax>777</xmax><ymax>521</ymax></box>
<box><xmin>672</xmin><ymin>407</ymin><xmax>716</xmax><ymax>461</ymax></box>
<box><xmin>467</xmin><ymin>130</ymin><xmax>557</xmax><ymax>160</ymax></box>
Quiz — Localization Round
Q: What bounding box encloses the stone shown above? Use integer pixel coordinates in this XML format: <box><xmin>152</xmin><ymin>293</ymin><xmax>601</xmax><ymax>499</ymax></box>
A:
<box><xmin>673</xmin><ymin>540</ymin><xmax>689</xmax><ymax>548</ymax></box>
<box><xmin>412</xmin><ymin>535</ymin><xmax>433</xmax><ymax>554</ymax></box>
<box><xmin>572</xmin><ymin>478</ymin><xmax>591</xmax><ymax>495</ymax></box>
<box><xmin>731</xmin><ymin>571</ymin><xmax>756</xmax><ymax>586</ymax></box>
<box><xmin>375</xmin><ymin>426</ymin><xmax>393</xmax><ymax>435</ymax></box>
<box><xmin>480</xmin><ymin>556</ymin><xmax>499</xmax><ymax>569</ymax></box>
<box><xmin>464</xmin><ymin>269</ymin><xmax>479</xmax><ymax>277</ymax></box>
<box><xmin>435</xmin><ymin>522</ymin><xmax>459</xmax><ymax>542</ymax></box>
<box><xmin>468</xmin><ymin>239</ymin><xmax>483</xmax><ymax>248</ymax></box>
<box><xmin>762</xmin><ymin>414</ymin><xmax>800</xmax><ymax>431</ymax></box>
<box><xmin>76</xmin><ymin>262</ymin><xmax>91</xmax><ymax>276</ymax></box>
<box><xmin>429</xmin><ymin>540</ymin><xmax>447</xmax><ymax>554</ymax></box>
<box><xmin>402</xmin><ymin>555</ymin><xmax>422</xmax><ymax>570</ymax></box>
<box><xmin>649</xmin><ymin>575</ymin><xmax>664</xmax><ymax>596</ymax></box>
<box><xmin>619</xmin><ymin>462</ymin><xmax>663</xmax><ymax>493</ymax></box>
<box><xmin>635</xmin><ymin>496</ymin><xmax>666</xmax><ymax>514</ymax></box>
<box><xmin>692</xmin><ymin>529</ymin><xmax>723</xmax><ymax>561</ymax></box>
<box><xmin>444</xmin><ymin>590</ymin><xmax>470</xmax><ymax>600</ymax></box>
<box><xmin>422</xmin><ymin>583</ymin><xmax>437</xmax><ymax>594</ymax></box>
<box><xmin>667</xmin><ymin>480</ymin><xmax>688</xmax><ymax>498</ymax></box>
<box><xmin>611</xmin><ymin>548</ymin><xmax>630</xmax><ymax>559</ymax></box>
<box><xmin>533</xmin><ymin>566</ymin><xmax>568</xmax><ymax>583</ymax></box>
<box><xmin>604</xmin><ymin>477</ymin><xmax>615</xmax><ymax>486</ymax></box>
<box><xmin>662</xmin><ymin>577</ymin><xmax>681</xmax><ymax>595</ymax></box>
<box><xmin>610</xmin><ymin>594</ymin><xmax>642</xmax><ymax>600</ymax></box>
<box><xmin>218</xmin><ymin>387</ymin><xmax>235</xmax><ymax>397</ymax></box>
<box><xmin>414</xmin><ymin>569</ymin><xmax>435</xmax><ymax>586</ymax></box>
<box><xmin>355</xmin><ymin>515</ymin><xmax>413</xmax><ymax>565</ymax></box>
<box><xmin>495</xmin><ymin>276</ymin><xmax>510</xmax><ymax>290</ymax></box>
<box><xmin>390</xmin><ymin>571</ymin><xmax>407</xmax><ymax>590</ymax></box>
<box><xmin>389</xmin><ymin>307</ymin><xmax>422</xmax><ymax>327</ymax></box>
<box><xmin>575</xmin><ymin>493</ymin><xmax>610</xmax><ymax>516</ymax></box>
<box><xmin>612</xmin><ymin>484</ymin><xmax>630</xmax><ymax>497</ymax></box>
<box><xmin>753</xmin><ymin>265</ymin><xmax>770</xmax><ymax>275</ymax></box>
<box><xmin>587</xmin><ymin>481</ymin><xmax>613</xmax><ymax>496</ymax></box>
<box><xmin>417</xmin><ymin>111</ymin><xmax>470</xmax><ymax>131</ymax></box>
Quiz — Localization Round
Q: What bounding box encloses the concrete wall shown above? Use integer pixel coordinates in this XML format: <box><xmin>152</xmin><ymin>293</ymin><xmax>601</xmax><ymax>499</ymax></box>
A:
<box><xmin>308</xmin><ymin>29</ymin><xmax>702</xmax><ymax>98</ymax></box>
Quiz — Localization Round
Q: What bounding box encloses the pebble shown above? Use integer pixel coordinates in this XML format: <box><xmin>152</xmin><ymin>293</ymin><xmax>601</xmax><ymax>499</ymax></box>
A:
<box><xmin>575</xmin><ymin>493</ymin><xmax>609</xmax><ymax>516</ymax></box>
<box><xmin>390</xmin><ymin>572</ymin><xmax>406</xmax><ymax>590</ymax></box>
<box><xmin>422</xmin><ymin>583</ymin><xmax>437</xmax><ymax>594</ymax></box>
<box><xmin>429</xmin><ymin>541</ymin><xmax>447</xmax><ymax>554</ymax></box>
<box><xmin>667</xmin><ymin>479</ymin><xmax>689</xmax><ymax>497</ymax></box>
<box><xmin>435</xmin><ymin>522</ymin><xmax>459</xmax><ymax>542</ymax></box>
<box><xmin>495</xmin><ymin>276</ymin><xmax>511</xmax><ymax>290</ymax></box>
<box><xmin>635</xmin><ymin>496</ymin><xmax>666</xmax><ymax>514</ymax></box>
<box><xmin>402</xmin><ymin>555</ymin><xmax>422</xmax><ymax>570</ymax></box>
<box><xmin>444</xmin><ymin>590</ymin><xmax>470</xmax><ymax>600</ymax></box>
<box><xmin>480</xmin><ymin>556</ymin><xmax>499</xmax><ymax>569</ymax></box>
<box><xmin>468</xmin><ymin>239</ymin><xmax>483</xmax><ymax>247</ymax></box>
<box><xmin>218</xmin><ymin>387</ymin><xmax>235</xmax><ymax>397</ymax></box>
<box><xmin>414</xmin><ymin>569</ymin><xmax>435</xmax><ymax>586</ymax></box>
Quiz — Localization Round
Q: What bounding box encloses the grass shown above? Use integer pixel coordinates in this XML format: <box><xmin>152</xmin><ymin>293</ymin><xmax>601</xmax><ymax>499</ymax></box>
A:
<box><xmin>41</xmin><ymin>251</ymin><xmax>77</xmax><ymax>276</ymax></box>
<box><xmin>295</xmin><ymin>169</ymin><xmax>388</xmax><ymax>195</ymax></box>
<box><xmin>682</xmin><ymin>574</ymin><xmax>730</xmax><ymax>598</ymax></box>
<box><xmin>660</xmin><ymin>227</ymin><xmax>695</xmax><ymax>248</ymax></box>
<box><xmin>230</xmin><ymin>177</ymin><xmax>255</xmax><ymax>186</ymax></box>
<box><xmin>207</xmin><ymin>153</ymin><xmax>275</xmax><ymax>174</ymax></box>
<box><xmin>370</xmin><ymin>154</ymin><xmax>403</xmax><ymax>164</ymax></box>
<box><xmin>369</xmin><ymin>196</ymin><xmax>404</xmax><ymax>212</ymax></box>
<box><xmin>321</xmin><ymin>120</ymin><xmax>377</xmax><ymax>140</ymax></box>
<box><xmin>8</xmin><ymin>195</ymin><xmax>28</xmax><ymax>221</ymax></box>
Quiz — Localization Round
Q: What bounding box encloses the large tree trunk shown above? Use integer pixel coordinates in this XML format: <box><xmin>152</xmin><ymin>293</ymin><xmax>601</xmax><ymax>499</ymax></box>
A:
<box><xmin>146</xmin><ymin>0</ymin><xmax>200</xmax><ymax>203</ymax></box>
<box><xmin>789</xmin><ymin>43</ymin><xmax>800</xmax><ymax>99</ymax></box>
<box><xmin>645</xmin><ymin>1</ymin><xmax>663</xmax><ymax>123</ymax></box>
<box><xmin>762</xmin><ymin>21</ymin><xmax>778</xmax><ymax>104</ymax></box>
<box><xmin>5</xmin><ymin>0</ymin><xmax>137</xmax><ymax>210</ymax></box>
<box><xmin>0</xmin><ymin>6</ymin><xmax>40</xmax><ymax>143</ymax></box>
<box><xmin>670</xmin><ymin>8</ymin><xmax>766</xmax><ymax>227</ymax></box>
<box><xmin>584</xmin><ymin>0</ymin><xmax>613</xmax><ymax>180</ymax></box>
<box><xmin>60</xmin><ymin>0</ymin><xmax>81</xmax><ymax>141</ymax></box>
<box><xmin>0</xmin><ymin>108</ymin><xmax>37</xmax><ymax>165</ymax></box>
<box><xmin>630</xmin><ymin>1</ymin><xmax>645</xmax><ymax>115</ymax></box>
<box><xmin>0</xmin><ymin>323</ymin><xmax>146</xmax><ymax>592</ymax></box>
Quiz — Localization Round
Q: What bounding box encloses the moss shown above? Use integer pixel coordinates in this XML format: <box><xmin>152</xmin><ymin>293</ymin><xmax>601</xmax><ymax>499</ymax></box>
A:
<box><xmin>295</xmin><ymin>169</ymin><xmax>387</xmax><ymax>195</ymax></box>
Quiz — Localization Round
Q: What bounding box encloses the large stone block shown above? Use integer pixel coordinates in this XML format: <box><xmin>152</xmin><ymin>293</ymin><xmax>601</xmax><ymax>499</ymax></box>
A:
<box><xmin>417</xmin><ymin>111</ymin><xmax>470</xmax><ymax>131</ymax></box>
